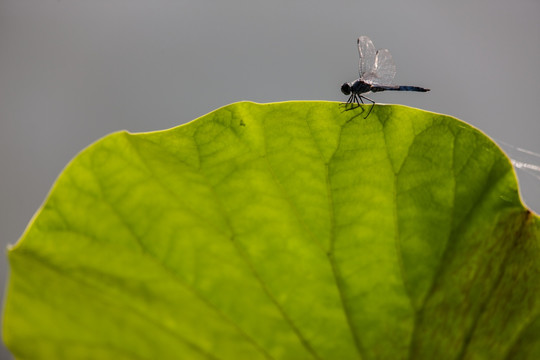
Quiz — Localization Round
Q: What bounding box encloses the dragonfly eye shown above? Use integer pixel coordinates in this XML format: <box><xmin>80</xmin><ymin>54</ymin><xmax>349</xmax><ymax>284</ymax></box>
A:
<box><xmin>341</xmin><ymin>83</ymin><xmax>351</xmax><ymax>95</ymax></box>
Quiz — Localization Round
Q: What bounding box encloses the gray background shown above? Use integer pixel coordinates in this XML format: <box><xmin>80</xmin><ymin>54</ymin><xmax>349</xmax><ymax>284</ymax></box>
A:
<box><xmin>1</xmin><ymin>0</ymin><xmax>539</xmax><ymax>358</ymax></box>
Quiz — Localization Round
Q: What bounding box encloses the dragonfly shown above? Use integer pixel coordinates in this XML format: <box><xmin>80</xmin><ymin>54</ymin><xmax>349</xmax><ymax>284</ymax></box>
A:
<box><xmin>341</xmin><ymin>36</ymin><xmax>430</xmax><ymax>118</ymax></box>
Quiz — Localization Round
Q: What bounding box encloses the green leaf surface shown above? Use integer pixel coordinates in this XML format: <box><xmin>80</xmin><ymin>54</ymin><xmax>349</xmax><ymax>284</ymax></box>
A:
<box><xmin>4</xmin><ymin>101</ymin><xmax>540</xmax><ymax>360</ymax></box>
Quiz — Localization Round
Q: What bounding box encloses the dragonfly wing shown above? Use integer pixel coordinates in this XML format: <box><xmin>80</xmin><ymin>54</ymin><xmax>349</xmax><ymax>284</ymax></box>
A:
<box><xmin>364</xmin><ymin>48</ymin><xmax>396</xmax><ymax>85</ymax></box>
<box><xmin>357</xmin><ymin>36</ymin><xmax>376</xmax><ymax>78</ymax></box>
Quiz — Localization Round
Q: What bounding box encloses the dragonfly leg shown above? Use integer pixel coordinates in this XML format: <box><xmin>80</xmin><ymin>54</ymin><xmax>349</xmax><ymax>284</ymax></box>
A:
<box><xmin>341</xmin><ymin>94</ymin><xmax>358</xmax><ymax>112</ymax></box>
<box><xmin>351</xmin><ymin>94</ymin><xmax>362</xmax><ymax>109</ymax></box>
<box><xmin>360</xmin><ymin>95</ymin><xmax>375</xmax><ymax>118</ymax></box>
<box><xmin>341</xmin><ymin>93</ymin><xmax>366</xmax><ymax>114</ymax></box>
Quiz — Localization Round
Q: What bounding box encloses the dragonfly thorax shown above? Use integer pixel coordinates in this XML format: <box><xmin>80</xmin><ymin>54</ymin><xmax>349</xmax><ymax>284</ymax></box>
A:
<box><xmin>341</xmin><ymin>79</ymin><xmax>372</xmax><ymax>96</ymax></box>
<box><xmin>349</xmin><ymin>79</ymin><xmax>372</xmax><ymax>95</ymax></box>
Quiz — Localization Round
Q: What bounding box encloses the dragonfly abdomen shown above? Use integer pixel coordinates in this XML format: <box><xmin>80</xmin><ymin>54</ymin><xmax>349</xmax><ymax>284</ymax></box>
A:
<box><xmin>372</xmin><ymin>85</ymin><xmax>430</xmax><ymax>92</ymax></box>
<box><xmin>397</xmin><ymin>85</ymin><xmax>429</xmax><ymax>92</ymax></box>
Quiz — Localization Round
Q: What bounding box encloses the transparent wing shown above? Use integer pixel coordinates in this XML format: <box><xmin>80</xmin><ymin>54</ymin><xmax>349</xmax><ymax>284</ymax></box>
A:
<box><xmin>363</xmin><ymin>48</ymin><xmax>396</xmax><ymax>85</ymax></box>
<box><xmin>357</xmin><ymin>36</ymin><xmax>376</xmax><ymax>78</ymax></box>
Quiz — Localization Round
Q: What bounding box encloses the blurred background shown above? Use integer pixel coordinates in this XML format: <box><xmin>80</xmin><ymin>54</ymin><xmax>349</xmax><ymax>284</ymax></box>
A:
<box><xmin>1</xmin><ymin>0</ymin><xmax>539</xmax><ymax>358</ymax></box>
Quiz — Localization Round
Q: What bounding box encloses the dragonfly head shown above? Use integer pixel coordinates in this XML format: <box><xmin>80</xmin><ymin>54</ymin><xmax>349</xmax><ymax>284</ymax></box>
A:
<box><xmin>341</xmin><ymin>82</ymin><xmax>351</xmax><ymax>95</ymax></box>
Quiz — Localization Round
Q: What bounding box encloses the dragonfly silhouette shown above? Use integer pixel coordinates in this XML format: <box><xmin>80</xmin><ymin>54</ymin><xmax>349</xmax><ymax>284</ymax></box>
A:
<box><xmin>341</xmin><ymin>36</ymin><xmax>430</xmax><ymax>118</ymax></box>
